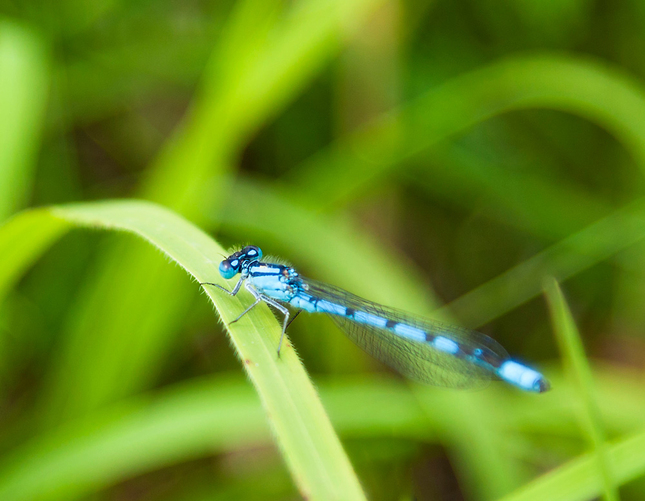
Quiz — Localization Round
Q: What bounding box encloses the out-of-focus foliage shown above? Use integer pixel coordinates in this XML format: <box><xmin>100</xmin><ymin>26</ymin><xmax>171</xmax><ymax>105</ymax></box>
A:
<box><xmin>1</xmin><ymin>0</ymin><xmax>645</xmax><ymax>499</ymax></box>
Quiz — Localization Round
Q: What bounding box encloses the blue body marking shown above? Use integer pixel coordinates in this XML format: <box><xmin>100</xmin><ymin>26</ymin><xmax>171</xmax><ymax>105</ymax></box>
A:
<box><xmin>205</xmin><ymin>245</ymin><xmax>550</xmax><ymax>393</ymax></box>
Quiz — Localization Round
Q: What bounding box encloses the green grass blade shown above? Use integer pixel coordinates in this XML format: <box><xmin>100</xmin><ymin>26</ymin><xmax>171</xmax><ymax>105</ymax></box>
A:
<box><xmin>414</xmin><ymin>389</ymin><xmax>524</xmax><ymax>500</ymax></box>
<box><xmin>288</xmin><ymin>55</ymin><xmax>645</xmax><ymax>209</ymax></box>
<box><xmin>0</xmin><ymin>374</ymin><xmax>429</xmax><ymax>501</ymax></box>
<box><xmin>0</xmin><ymin>377</ymin><xmax>267</xmax><ymax>501</ymax></box>
<box><xmin>409</xmin><ymin>143</ymin><xmax>611</xmax><ymax>241</ymax></box>
<box><xmin>436</xmin><ymin>198</ymin><xmax>645</xmax><ymax>328</ymax></box>
<box><xmin>0</xmin><ymin>210</ymin><xmax>70</xmax><ymax>307</ymax></box>
<box><xmin>144</xmin><ymin>0</ymin><xmax>385</xmax><ymax>217</ymax></box>
<box><xmin>544</xmin><ymin>278</ymin><xmax>617</xmax><ymax>501</ymax></box>
<box><xmin>499</xmin><ymin>427</ymin><xmax>645</xmax><ymax>501</ymax></box>
<box><xmin>7</xmin><ymin>366</ymin><xmax>645</xmax><ymax>500</ymax></box>
<box><xmin>0</xmin><ymin>211</ymin><xmax>70</xmax><ymax>387</ymax></box>
<box><xmin>0</xmin><ymin>21</ymin><xmax>49</xmax><ymax>220</ymax></box>
<box><xmin>42</xmin><ymin>200</ymin><xmax>365</xmax><ymax>500</ymax></box>
<box><xmin>0</xmin><ymin>371</ymin><xmax>551</xmax><ymax>501</ymax></box>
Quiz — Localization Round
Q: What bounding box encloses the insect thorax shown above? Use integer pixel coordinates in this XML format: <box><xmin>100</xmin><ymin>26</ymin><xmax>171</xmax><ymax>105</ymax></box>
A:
<box><xmin>248</xmin><ymin>262</ymin><xmax>300</xmax><ymax>301</ymax></box>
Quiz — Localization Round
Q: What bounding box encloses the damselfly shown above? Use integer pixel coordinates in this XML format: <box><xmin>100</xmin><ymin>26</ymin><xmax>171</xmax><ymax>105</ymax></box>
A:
<box><xmin>202</xmin><ymin>245</ymin><xmax>550</xmax><ymax>393</ymax></box>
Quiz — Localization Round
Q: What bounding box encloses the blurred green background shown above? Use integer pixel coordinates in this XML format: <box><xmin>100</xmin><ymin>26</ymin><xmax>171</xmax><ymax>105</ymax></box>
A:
<box><xmin>2</xmin><ymin>0</ymin><xmax>645</xmax><ymax>499</ymax></box>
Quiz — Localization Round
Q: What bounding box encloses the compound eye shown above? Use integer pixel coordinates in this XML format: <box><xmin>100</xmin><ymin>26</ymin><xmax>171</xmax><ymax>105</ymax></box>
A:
<box><xmin>243</xmin><ymin>245</ymin><xmax>262</xmax><ymax>259</ymax></box>
<box><xmin>219</xmin><ymin>259</ymin><xmax>238</xmax><ymax>279</ymax></box>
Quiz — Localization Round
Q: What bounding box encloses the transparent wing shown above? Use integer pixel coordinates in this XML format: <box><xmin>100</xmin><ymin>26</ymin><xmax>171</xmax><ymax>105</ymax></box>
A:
<box><xmin>301</xmin><ymin>277</ymin><xmax>510</xmax><ymax>389</ymax></box>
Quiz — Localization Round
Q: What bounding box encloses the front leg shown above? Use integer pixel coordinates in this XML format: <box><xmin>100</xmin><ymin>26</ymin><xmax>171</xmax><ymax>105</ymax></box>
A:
<box><xmin>200</xmin><ymin>275</ymin><xmax>245</xmax><ymax>296</ymax></box>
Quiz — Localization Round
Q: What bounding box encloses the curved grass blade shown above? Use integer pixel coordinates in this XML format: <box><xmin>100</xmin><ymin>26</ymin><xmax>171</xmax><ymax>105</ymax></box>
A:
<box><xmin>438</xmin><ymin>198</ymin><xmax>645</xmax><ymax>328</ymax></box>
<box><xmin>53</xmin><ymin>200</ymin><xmax>366</xmax><ymax>500</ymax></box>
<box><xmin>0</xmin><ymin>200</ymin><xmax>366</xmax><ymax>500</ymax></box>
<box><xmin>288</xmin><ymin>55</ymin><xmax>645</xmax><ymax>209</ymax></box>
<box><xmin>498</xmin><ymin>427</ymin><xmax>645</xmax><ymax>501</ymax></box>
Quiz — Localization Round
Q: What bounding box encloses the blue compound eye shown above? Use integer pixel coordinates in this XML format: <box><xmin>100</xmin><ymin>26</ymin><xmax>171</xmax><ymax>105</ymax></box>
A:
<box><xmin>243</xmin><ymin>245</ymin><xmax>262</xmax><ymax>260</ymax></box>
<box><xmin>219</xmin><ymin>260</ymin><xmax>238</xmax><ymax>279</ymax></box>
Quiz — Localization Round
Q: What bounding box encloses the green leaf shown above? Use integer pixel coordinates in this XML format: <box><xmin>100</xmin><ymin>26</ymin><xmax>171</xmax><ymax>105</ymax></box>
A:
<box><xmin>414</xmin><ymin>388</ymin><xmax>525</xmax><ymax>500</ymax></box>
<box><xmin>544</xmin><ymin>278</ymin><xmax>617</xmax><ymax>501</ymax></box>
<box><xmin>436</xmin><ymin>198</ymin><xmax>645</xmax><ymax>328</ymax></box>
<box><xmin>409</xmin><ymin>143</ymin><xmax>610</xmax><ymax>241</ymax></box>
<box><xmin>0</xmin><ymin>209</ymin><xmax>69</xmax><ymax>310</ymax></box>
<box><xmin>0</xmin><ymin>377</ymin><xmax>268</xmax><ymax>501</ymax></box>
<box><xmin>288</xmin><ymin>55</ymin><xmax>645</xmax><ymax>209</ymax></box>
<box><xmin>499</xmin><ymin>427</ymin><xmax>645</xmax><ymax>501</ymax></box>
<box><xmin>0</xmin><ymin>21</ymin><xmax>49</xmax><ymax>220</ymax></box>
<box><xmin>0</xmin><ymin>200</ymin><xmax>366</xmax><ymax>501</ymax></box>
<box><xmin>0</xmin><ymin>371</ymin><xmax>549</xmax><ymax>501</ymax></box>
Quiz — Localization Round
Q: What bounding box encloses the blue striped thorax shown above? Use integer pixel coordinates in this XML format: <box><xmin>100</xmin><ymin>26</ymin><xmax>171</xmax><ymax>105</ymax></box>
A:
<box><xmin>248</xmin><ymin>262</ymin><xmax>300</xmax><ymax>302</ymax></box>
